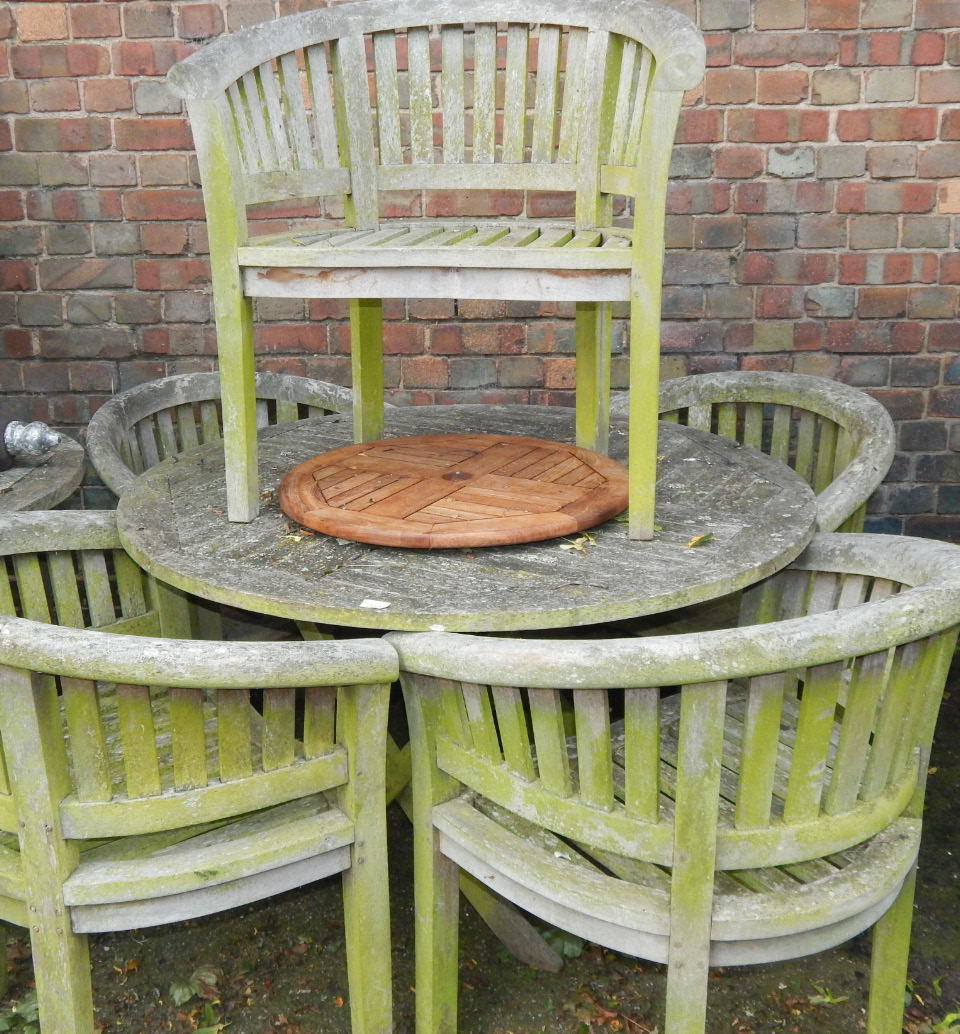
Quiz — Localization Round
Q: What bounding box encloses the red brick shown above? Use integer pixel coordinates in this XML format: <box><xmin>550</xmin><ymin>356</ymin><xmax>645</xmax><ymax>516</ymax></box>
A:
<box><xmin>0</xmin><ymin>191</ymin><xmax>24</xmax><ymax>220</ymax></box>
<box><xmin>734</xmin><ymin>33</ymin><xmax>839</xmax><ymax>67</ymax></box>
<box><xmin>942</xmin><ymin>109</ymin><xmax>960</xmax><ymax>139</ymax></box>
<box><xmin>382</xmin><ymin>323</ymin><xmax>425</xmax><ymax>355</ymax></box>
<box><xmin>401</xmin><ymin>356</ymin><xmax>448</xmax><ymax>389</ymax></box>
<box><xmin>253</xmin><ymin>325</ymin><xmax>325</xmax><ymax>353</ymax></box>
<box><xmin>912</xmin><ymin>32</ymin><xmax>948</xmax><ymax>63</ymax></box>
<box><xmin>135</xmin><ymin>258</ymin><xmax>210</xmax><ymax>290</ymax></box>
<box><xmin>809</xmin><ymin>0</ymin><xmax>859</xmax><ymax>29</ymax></box>
<box><xmin>703</xmin><ymin>69</ymin><xmax>755</xmax><ymax>105</ymax></box>
<box><xmin>826</xmin><ymin>321</ymin><xmax>925</xmax><ymax>352</ymax></box>
<box><xmin>940</xmin><ymin>253</ymin><xmax>960</xmax><ymax>283</ymax></box>
<box><xmin>919</xmin><ymin>69</ymin><xmax>960</xmax><ymax>102</ymax></box>
<box><xmin>123</xmin><ymin>3</ymin><xmax>174</xmax><ymax>38</ymax></box>
<box><xmin>39</xmin><ymin>258</ymin><xmax>133</xmax><ymax>290</ymax></box>
<box><xmin>15</xmin><ymin>117</ymin><xmax>111</xmax><ymax>151</ymax></box>
<box><xmin>179</xmin><ymin>4</ymin><xmax>224</xmax><ymax>40</ymax></box>
<box><xmin>26</xmin><ymin>188</ymin><xmax>121</xmax><ymax>221</ymax></box>
<box><xmin>70</xmin><ymin>5</ymin><xmax>121</xmax><ymax>37</ymax></box>
<box><xmin>115</xmin><ymin>118</ymin><xmax>193</xmax><ymax>151</ymax></box>
<box><xmin>837</xmin><ymin>107</ymin><xmax>939</xmax><ymax>141</ymax></box>
<box><xmin>29</xmin><ymin>80</ymin><xmax>80</xmax><ymax>112</ymax></box>
<box><xmin>83</xmin><ymin>80</ymin><xmax>132</xmax><ymax>113</ymax></box>
<box><xmin>0</xmin><ymin>261</ymin><xmax>35</xmax><ymax>291</ymax></box>
<box><xmin>714</xmin><ymin>145</ymin><xmax>764</xmax><ymax>178</ymax></box>
<box><xmin>857</xmin><ymin>287</ymin><xmax>909</xmax><ymax>318</ymax></box>
<box><xmin>423</xmin><ymin>190</ymin><xmax>523</xmax><ymax>218</ymax></box>
<box><xmin>930</xmin><ymin>323</ymin><xmax>960</xmax><ymax>350</ymax></box>
<box><xmin>111</xmin><ymin>40</ymin><xmax>192</xmax><ymax>77</ymax></box>
<box><xmin>122</xmin><ymin>189</ymin><xmax>205</xmax><ymax>220</ymax></box>
<box><xmin>10</xmin><ymin>43</ymin><xmax>108</xmax><ymax>77</ymax></box>
<box><xmin>703</xmin><ymin>32</ymin><xmax>732</xmax><ymax>67</ymax></box>
<box><xmin>140</xmin><ymin>223</ymin><xmax>188</xmax><ymax>255</ymax></box>
<box><xmin>675</xmin><ymin>109</ymin><xmax>724</xmax><ymax>144</ymax></box>
<box><xmin>728</xmin><ymin>110</ymin><xmax>828</xmax><ymax>143</ymax></box>
<box><xmin>0</xmin><ymin>7</ymin><xmax>12</xmax><ymax>39</ymax></box>
<box><xmin>741</xmin><ymin>252</ymin><xmax>835</xmax><ymax>284</ymax></box>
<box><xmin>917</xmin><ymin>0</ymin><xmax>960</xmax><ymax>27</ymax></box>
<box><xmin>757</xmin><ymin>70</ymin><xmax>809</xmax><ymax>105</ymax></box>
<box><xmin>756</xmin><ymin>286</ymin><xmax>804</xmax><ymax>318</ymax></box>
<box><xmin>666</xmin><ymin>183</ymin><xmax>730</xmax><ymax>215</ymax></box>
<box><xmin>527</xmin><ymin>192</ymin><xmax>575</xmax><ymax>219</ymax></box>
<box><xmin>0</xmin><ymin>82</ymin><xmax>28</xmax><ymax>114</ymax></box>
<box><xmin>836</xmin><ymin>182</ymin><xmax>938</xmax><ymax>213</ymax></box>
<box><xmin>908</xmin><ymin>286</ymin><xmax>958</xmax><ymax>318</ymax></box>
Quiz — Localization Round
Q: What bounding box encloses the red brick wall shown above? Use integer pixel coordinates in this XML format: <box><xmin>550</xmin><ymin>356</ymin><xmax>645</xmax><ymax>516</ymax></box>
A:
<box><xmin>2</xmin><ymin>0</ymin><xmax>960</xmax><ymax>530</ymax></box>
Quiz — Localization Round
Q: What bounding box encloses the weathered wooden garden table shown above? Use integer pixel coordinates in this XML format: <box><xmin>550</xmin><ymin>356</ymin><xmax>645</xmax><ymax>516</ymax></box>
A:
<box><xmin>116</xmin><ymin>405</ymin><xmax>817</xmax><ymax>632</ymax></box>
<box><xmin>114</xmin><ymin>402</ymin><xmax>817</xmax><ymax>971</ymax></box>
<box><xmin>0</xmin><ymin>436</ymin><xmax>85</xmax><ymax>511</ymax></box>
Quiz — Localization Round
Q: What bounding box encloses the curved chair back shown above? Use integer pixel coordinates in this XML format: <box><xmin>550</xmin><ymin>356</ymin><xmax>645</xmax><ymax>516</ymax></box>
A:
<box><xmin>613</xmin><ymin>371</ymin><xmax>896</xmax><ymax>532</ymax></box>
<box><xmin>391</xmin><ymin>532</ymin><xmax>960</xmax><ymax>1034</ymax></box>
<box><xmin>86</xmin><ymin>370</ymin><xmax>355</xmax><ymax>497</ymax></box>
<box><xmin>166</xmin><ymin>0</ymin><xmax>706</xmax><ymax>537</ymax></box>
<box><xmin>0</xmin><ymin>511</ymin><xmax>396</xmax><ymax>1034</ymax></box>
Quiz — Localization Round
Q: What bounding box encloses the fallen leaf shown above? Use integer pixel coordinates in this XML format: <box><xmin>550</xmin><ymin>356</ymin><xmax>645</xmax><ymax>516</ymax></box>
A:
<box><xmin>686</xmin><ymin>532</ymin><xmax>713</xmax><ymax>548</ymax></box>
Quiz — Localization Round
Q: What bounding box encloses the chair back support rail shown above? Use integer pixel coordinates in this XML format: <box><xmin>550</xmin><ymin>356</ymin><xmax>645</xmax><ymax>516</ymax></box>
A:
<box><xmin>390</xmin><ymin>532</ymin><xmax>960</xmax><ymax>1034</ymax></box>
<box><xmin>0</xmin><ymin>510</ymin><xmax>396</xmax><ymax>1034</ymax></box>
<box><xmin>167</xmin><ymin>0</ymin><xmax>706</xmax><ymax>538</ymax></box>
<box><xmin>615</xmin><ymin>371</ymin><xmax>897</xmax><ymax>533</ymax></box>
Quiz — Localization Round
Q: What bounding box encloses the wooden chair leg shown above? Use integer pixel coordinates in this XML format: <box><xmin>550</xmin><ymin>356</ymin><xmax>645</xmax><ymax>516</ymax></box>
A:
<box><xmin>31</xmin><ymin>921</ymin><xmax>94</xmax><ymax>1033</ymax></box>
<box><xmin>350</xmin><ymin>298</ymin><xmax>384</xmax><ymax>443</ymax></box>
<box><xmin>575</xmin><ymin>300</ymin><xmax>612</xmax><ymax>456</ymax></box>
<box><xmin>387</xmin><ymin>739</ymin><xmax>563</xmax><ymax>973</ymax></box>
<box><xmin>216</xmin><ymin>293</ymin><xmax>258</xmax><ymax>523</ymax></box>
<box><xmin>414</xmin><ymin>827</ymin><xmax>461</xmax><ymax>1034</ymax></box>
<box><xmin>338</xmin><ymin>683</ymin><xmax>393</xmax><ymax>1034</ymax></box>
<box><xmin>0</xmin><ymin>922</ymin><xmax>8</xmax><ymax>998</ymax></box>
<box><xmin>867</xmin><ymin>866</ymin><xmax>916</xmax><ymax>1034</ymax></box>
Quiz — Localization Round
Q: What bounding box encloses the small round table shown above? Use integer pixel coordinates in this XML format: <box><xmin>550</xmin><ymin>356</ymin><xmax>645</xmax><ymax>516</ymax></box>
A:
<box><xmin>0</xmin><ymin>437</ymin><xmax>85</xmax><ymax>511</ymax></box>
<box><xmin>117</xmin><ymin>405</ymin><xmax>817</xmax><ymax>632</ymax></box>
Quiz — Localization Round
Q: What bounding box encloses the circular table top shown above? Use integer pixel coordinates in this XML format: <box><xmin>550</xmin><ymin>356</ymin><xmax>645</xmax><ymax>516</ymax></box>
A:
<box><xmin>117</xmin><ymin>405</ymin><xmax>817</xmax><ymax>633</ymax></box>
<box><xmin>278</xmin><ymin>432</ymin><xmax>628</xmax><ymax>548</ymax></box>
<box><xmin>0</xmin><ymin>437</ymin><xmax>85</xmax><ymax>512</ymax></box>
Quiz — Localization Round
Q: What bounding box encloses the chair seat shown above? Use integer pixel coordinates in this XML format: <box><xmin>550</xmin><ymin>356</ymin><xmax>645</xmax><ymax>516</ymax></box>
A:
<box><xmin>64</xmin><ymin>794</ymin><xmax>354</xmax><ymax>932</ymax></box>
<box><xmin>435</xmin><ymin>793</ymin><xmax>919</xmax><ymax>968</ymax></box>
<box><xmin>240</xmin><ymin>222</ymin><xmax>634</xmax><ymax>271</ymax></box>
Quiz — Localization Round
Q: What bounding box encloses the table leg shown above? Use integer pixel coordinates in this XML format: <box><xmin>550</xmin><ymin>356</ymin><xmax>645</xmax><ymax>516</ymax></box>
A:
<box><xmin>385</xmin><ymin>737</ymin><xmax>563</xmax><ymax>973</ymax></box>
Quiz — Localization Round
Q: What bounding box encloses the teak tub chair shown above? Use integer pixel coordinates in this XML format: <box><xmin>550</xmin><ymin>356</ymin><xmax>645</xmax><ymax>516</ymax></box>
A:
<box><xmin>86</xmin><ymin>369</ymin><xmax>356</xmax><ymax>499</ymax></box>
<box><xmin>389</xmin><ymin>532</ymin><xmax>960</xmax><ymax>1034</ymax></box>
<box><xmin>166</xmin><ymin>0</ymin><xmax>706</xmax><ymax>540</ymax></box>
<box><xmin>85</xmin><ymin>369</ymin><xmax>362</xmax><ymax>641</ymax></box>
<box><xmin>612</xmin><ymin>370</ymin><xmax>897</xmax><ymax>533</ymax></box>
<box><xmin>0</xmin><ymin>511</ymin><xmax>396</xmax><ymax>1034</ymax></box>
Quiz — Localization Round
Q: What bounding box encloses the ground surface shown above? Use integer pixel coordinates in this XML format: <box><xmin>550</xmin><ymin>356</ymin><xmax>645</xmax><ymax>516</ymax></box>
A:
<box><xmin>2</xmin><ymin>676</ymin><xmax>958</xmax><ymax>1034</ymax></box>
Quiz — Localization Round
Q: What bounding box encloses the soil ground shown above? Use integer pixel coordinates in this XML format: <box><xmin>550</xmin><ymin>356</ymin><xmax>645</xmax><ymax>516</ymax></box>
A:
<box><xmin>2</xmin><ymin>674</ymin><xmax>958</xmax><ymax>1034</ymax></box>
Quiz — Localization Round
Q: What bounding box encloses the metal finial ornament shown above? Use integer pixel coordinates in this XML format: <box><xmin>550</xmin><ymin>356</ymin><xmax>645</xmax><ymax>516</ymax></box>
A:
<box><xmin>0</xmin><ymin>420</ymin><xmax>61</xmax><ymax>472</ymax></box>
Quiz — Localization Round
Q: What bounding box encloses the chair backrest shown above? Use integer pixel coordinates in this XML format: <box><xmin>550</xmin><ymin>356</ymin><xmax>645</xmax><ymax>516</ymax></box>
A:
<box><xmin>86</xmin><ymin>371</ymin><xmax>356</xmax><ymax>496</ymax></box>
<box><xmin>614</xmin><ymin>372</ymin><xmax>896</xmax><ymax>532</ymax></box>
<box><xmin>390</xmin><ymin>532</ymin><xmax>960</xmax><ymax>880</ymax></box>
<box><xmin>0</xmin><ymin>511</ymin><xmax>398</xmax><ymax>843</ymax></box>
<box><xmin>167</xmin><ymin>0</ymin><xmax>704</xmax><ymax>232</ymax></box>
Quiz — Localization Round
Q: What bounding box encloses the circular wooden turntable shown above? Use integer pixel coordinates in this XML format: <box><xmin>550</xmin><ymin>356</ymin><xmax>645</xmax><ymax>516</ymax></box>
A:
<box><xmin>278</xmin><ymin>432</ymin><xmax>629</xmax><ymax>548</ymax></box>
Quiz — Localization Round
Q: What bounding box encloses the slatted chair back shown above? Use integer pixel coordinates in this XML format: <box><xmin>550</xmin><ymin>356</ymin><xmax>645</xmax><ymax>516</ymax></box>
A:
<box><xmin>0</xmin><ymin>510</ymin><xmax>396</xmax><ymax>1034</ymax></box>
<box><xmin>647</xmin><ymin>371</ymin><xmax>895</xmax><ymax>532</ymax></box>
<box><xmin>87</xmin><ymin>370</ymin><xmax>356</xmax><ymax>498</ymax></box>
<box><xmin>616</xmin><ymin>372</ymin><xmax>902</xmax><ymax>533</ymax></box>
<box><xmin>168</xmin><ymin>0</ymin><xmax>701</xmax><ymax>226</ymax></box>
<box><xmin>390</xmin><ymin>532</ymin><xmax>960</xmax><ymax>1034</ymax></box>
<box><xmin>167</xmin><ymin>0</ymin><xmax>705</xmax><ymax>539</ymax></box>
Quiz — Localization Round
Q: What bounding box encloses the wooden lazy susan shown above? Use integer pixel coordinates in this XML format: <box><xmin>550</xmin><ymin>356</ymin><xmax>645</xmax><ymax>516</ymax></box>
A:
<box><xmin>278</xmin><ymin>433</ymin><xmax>628</xmax><ymax>548</ymax></box>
